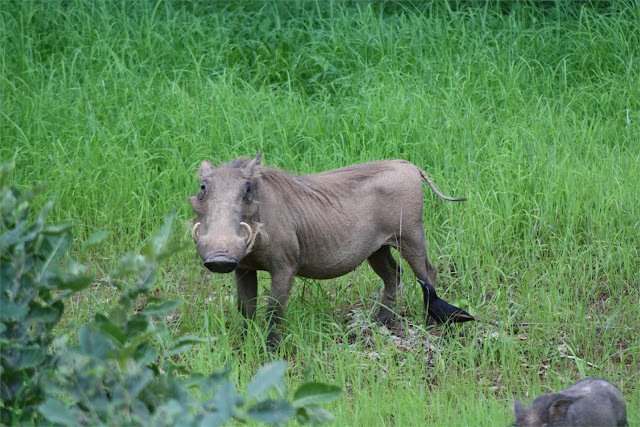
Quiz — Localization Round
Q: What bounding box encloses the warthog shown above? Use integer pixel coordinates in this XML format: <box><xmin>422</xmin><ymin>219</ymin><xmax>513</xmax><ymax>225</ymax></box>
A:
<box><xmin>190</xmin><ymin>152</ymin><xmax>465</xmax><ymax>346</ymax></box>
<box><xmin>513</xmin><ymin>378</ymin><xmax>627</xmax><ymax>426</ymax></box>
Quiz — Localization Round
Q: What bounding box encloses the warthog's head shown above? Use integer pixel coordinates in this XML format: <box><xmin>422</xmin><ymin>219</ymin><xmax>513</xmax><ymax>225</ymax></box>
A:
<box><xmin>190</xmin><ymin>152</ymin><xmax>262</xmax><ymax>273</ymax></box>
<box><xmin>513</xmin><ymin>395</ymin><xmax>574</xmax><ymax>426</ymax></box>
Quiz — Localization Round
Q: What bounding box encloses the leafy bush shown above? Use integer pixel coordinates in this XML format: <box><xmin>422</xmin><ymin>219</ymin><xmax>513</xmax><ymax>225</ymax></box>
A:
<box><xmin>0</xmin><ymin>161</ymin><xmax>94</xmax><ymax>424</ymax></box>
<box><xmin>0</xmin><ymin>162</ymin><xmax>341</xmax><ymax>425</ymax></box>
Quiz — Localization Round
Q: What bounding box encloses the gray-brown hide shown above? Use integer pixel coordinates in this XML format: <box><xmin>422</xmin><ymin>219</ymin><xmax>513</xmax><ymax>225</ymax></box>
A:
<box><xmin>190</xmin><ymin>152</ymin><xmax>465</xmax><ymax>346</ymax></box>
<box><xmin>513</xmin><ymin>378</ymin><xmax>627</xmax><ymax>426</ymax></box>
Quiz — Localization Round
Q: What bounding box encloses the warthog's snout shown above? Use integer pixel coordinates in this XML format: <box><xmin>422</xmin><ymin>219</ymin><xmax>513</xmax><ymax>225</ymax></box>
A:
<box><xmin>204</xmin><ymin>252</ymin><xmax>238</xmax><ymax>273</ymax></box>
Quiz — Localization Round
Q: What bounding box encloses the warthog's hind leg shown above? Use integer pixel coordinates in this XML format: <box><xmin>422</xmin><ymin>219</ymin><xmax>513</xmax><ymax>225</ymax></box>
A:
<box><xmin>368</xmin><ymin>245</ymin><xmax>402</xmax><ymax>325</ymax></box>
<box><xmin>398</xmin><ymin>231</ymin><xmax>437</xmax><ymax>289</ymax></box>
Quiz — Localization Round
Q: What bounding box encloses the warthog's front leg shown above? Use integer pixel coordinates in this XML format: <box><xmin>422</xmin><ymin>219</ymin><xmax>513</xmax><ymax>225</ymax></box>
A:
<box><xmin>265</xmin><ymin>268</ymin><xmax>296</xmax><ymax>350</ymax></box>
<box><xmin>235</xmin><ymin>268</ymin><xmax>258</xmax><ymax>329</ymax></box>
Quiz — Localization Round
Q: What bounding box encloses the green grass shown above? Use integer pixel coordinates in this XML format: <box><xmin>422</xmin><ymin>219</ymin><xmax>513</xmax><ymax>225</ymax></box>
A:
<box><xmin>2</xmin><ymin>1</ymin><xmax>639</xmax><ymax>425</ymax></box>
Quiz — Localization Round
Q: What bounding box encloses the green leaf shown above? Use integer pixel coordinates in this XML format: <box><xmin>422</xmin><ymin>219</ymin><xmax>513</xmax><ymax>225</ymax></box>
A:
<box><xmin>42</xmin><ymin>223</ymin><xmax>75</xmax><ymax>235</ymax></box>
<box><xmin>140</xmin><ymin>213</ymin><xmax>185</xmax><ymax>263</ymax></box>
<box><xmin>60</xmin><ymin>272</ymin><xmax>94</xmax><ymax>291</ymax></box>
<box><xmin>0</xmin><ymin>261</ymin><xmax>16</xmax><ymax>294</ymax></box>
<box><xmin>78</xmin><ymin>325</ymin><xmax>111</xmax><ymax>360</ymax></box>
<box><xmin>247</xmin><ymin>399</ymin><xmax>295</xmax><ymax>423</ymax></box>
<box><xmin>38</xmin><ymin>232</ymin><xmax>73</xmax><ymax>278</ymax></box>
<box><xmin>293</xmin><ymin>383</ymin><xmax>343</xmax><ymax>407</ymax></box>
<box><xmin>173</xmin><ymin>335</ymin><xmax>210</xmax><ymax>346</ymax></box>
<box><xmin>39</xmin><ymin>398</ymin><xmax>79</xmax><ymax>425</ymax></box>
<box><xmin>112</xmin><ymin>253</ymin><xmax>147</xmax><ymax>278</ymax></box>
<box><xmin>26</xmin><ymin>305</ymin><xmax>61</xmax><ymax>324</ymax></box>
<box><xmin>23</xmin><ymin>200</ymin><xmax>52</xmax><ymax>240</ymax></box>
<box><xmin>144</xmin><ymin>300</ymin><xmax>181</xmax><ymax>317</ymax></box>
<box><xmin>80</xmin><ymin>231</ymin><xmax>109</xmax><ymax>254</ymax></box>
<box><xmin>121</xmin><ymin>275</ymin><xmax>156</xmax><ymax>303</ymax></box>
<box><xmin>94</xmin><ymin>315</ymin><xmax>127</xmax><ymax>345</ymax></box>
<box><xmin>200</xmin><ymin>368</ymin><xmax>232</xmax><ymax>395</ymax></box>
<box><xmin>132</xmin><ymin>343</ymin><xmax>158</xmax><ymax>366</ymax></box>
<box><xmin>1</xmin><ymin>221</ymin><xmax>28</xmax><ymax>251</ymax></box>
<box><xmin>139</xmin><ymin>269</ymin><xmax>158</xmax><ymax>290</ymax></box>
<box><xmin>169</xmin><ymin>335</ymin><xmax>212</xmax><ymax>356</ymax></box>
<box><xmin>14</xmin><ymin>346</ymin><xmax>46</xmax><ymax>370</ymax></box>
<box><xmin>131</xmin><ymin>399</ymin><xmax>152</xmax><ymax>424</ymax></box>
<box><xmin>298</xmin><ymin>406</ymin><xmax>336</xmax><ymax>425</ymax></box>
<box><xmin>126</xmin><ymin>316</ymin><xmax>151</xmax><ymax>336</ymax></box>
<box><xmin>116</xmin><ymin>332</ymin><xmax>157</xmax><ymax>363</ymax></box>
<box><xmin>201</xmin><ymin>380</ymin><xmax>236</xmax><ymax>426</ymax></box>
<box><xmin>296</xmin><ymin>406</ymin><xmax>311</xmax><ymax>424</ymax></box>
<box><xmin>246</xmin><ymin>360</ymin><xmax>287</xmax><ymax>401</ymax></box>
<box><xmin>108</xmin><ymin>307</ymin><xmax>127</xmax><ymax>327</ymax></box>
<box><xmin>126</xmin><ymin>366</ymin><xmax>154</xmax><ymax>399</ymax></box>
<box><xmin>151</xmin><ymin>399</ymin><xmax>187</xmax><ymax>426</ymax></box>
<box><xmin>199</xmin><ymin>411</ymin><xmax>229</xmax><ymax>427</ymax></box>
<box><xmin>0</xmin><ymin>300</ymin><xmax>28</xmax><ymax>321</ymax></box>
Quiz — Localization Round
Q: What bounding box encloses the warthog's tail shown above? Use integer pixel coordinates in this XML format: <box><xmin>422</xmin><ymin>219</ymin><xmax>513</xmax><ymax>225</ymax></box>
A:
<box><xmin>418</xmin><ymin>168</ymin><xmax>466</xmax><ymax>202</ymax></box>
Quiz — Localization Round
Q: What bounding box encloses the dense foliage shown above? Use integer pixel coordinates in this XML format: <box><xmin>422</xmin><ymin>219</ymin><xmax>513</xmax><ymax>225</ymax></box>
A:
<box><xmin>1</xmin><ymin>161</ymin><xmax>91</xmax><ymax>423</ymax></box>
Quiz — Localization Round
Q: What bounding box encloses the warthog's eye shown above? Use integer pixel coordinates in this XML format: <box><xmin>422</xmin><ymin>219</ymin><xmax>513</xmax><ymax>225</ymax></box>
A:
<box><xmin>197</xmin><ymin>182</ymin><xmax>206</xmax><ymax>201</ymax></box>
<box><xmin>242</xmin><ymin>181</ymin><xmax>253</xmax><ymax>203</ymax></box>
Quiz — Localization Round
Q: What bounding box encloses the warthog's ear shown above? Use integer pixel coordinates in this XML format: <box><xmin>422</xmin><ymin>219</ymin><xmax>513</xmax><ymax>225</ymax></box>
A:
<box><xmin>513</xmin><ymin>398</ymin><xmax>525</xmax><ymax>420</ymax></box>
<box><xmin>242</xmin><ymin>151</ymin><xmax>263</xmax><ymax>179</ymax></box>
<box><xmin>199</xmin><ymin>160</ymin><xmax>213</xmax><ymax>178</ymax></box>
<box><xmin>548</xmin><ymin>396</ymin><xmax>574</xmax><ymax>424</ymax></box>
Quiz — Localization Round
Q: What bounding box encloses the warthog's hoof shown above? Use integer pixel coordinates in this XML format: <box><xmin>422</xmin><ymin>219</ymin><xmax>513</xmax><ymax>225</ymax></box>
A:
<box><xmin>266</xmin><ymin>331</ymin><xmax>281</xmax><ymax>352</ymax></box>
<box><xmin>376</xmin><ymin>309</ymin><xmax>395</xmax><ymax>325</ymax></box>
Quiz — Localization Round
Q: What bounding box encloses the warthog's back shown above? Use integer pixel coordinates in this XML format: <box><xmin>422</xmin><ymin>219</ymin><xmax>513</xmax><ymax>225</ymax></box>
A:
<box><xmin>307</xmin><ymin>159</ymin><xmax>428</xmax><ymax>192</ymax></box>
<box><xmin>562</xmin><ymin>379</ymin><xmax>627</xmax><ymax>426</ymax></box>
<box><xmin>279</xmin><ymin>160</ymin><xmax>428</xmax><ymax>278</ymax></box>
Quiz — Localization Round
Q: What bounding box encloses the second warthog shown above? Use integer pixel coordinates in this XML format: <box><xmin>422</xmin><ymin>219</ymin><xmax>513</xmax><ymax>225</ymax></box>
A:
<box><xmin>513</xmin><ymin>378</ymin><xmax>627</xmax><ymax>426</ymax></box>
<box><xmin>190</xmin><ymin>152</ymin><xmax>465</xmax><ymax>346</ymax></box>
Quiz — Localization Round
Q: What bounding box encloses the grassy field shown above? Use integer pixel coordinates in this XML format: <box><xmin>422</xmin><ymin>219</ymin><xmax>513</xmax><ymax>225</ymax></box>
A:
<box><xmin>2</xmin><ymin>1</ymin><xmax>639</xmax><ymax>425</ymax></box>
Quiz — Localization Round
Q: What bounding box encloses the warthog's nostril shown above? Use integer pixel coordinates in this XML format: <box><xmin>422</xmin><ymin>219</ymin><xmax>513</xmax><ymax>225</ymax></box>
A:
<box><xmin>204</xmin><ymin>253</ymin><xmax>238</xmax><ymax>273</ymax></box>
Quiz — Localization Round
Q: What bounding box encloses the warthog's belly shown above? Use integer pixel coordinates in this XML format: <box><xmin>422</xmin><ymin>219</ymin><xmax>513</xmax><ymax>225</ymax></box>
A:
<box><xmin>295</xmin><ymin>246</ymin><xmax>379</xmax><ymax>279</ymax></box>
<box><xmin>296</xmin><ymin>263</ymin><xmax>362</xmax><ymax>280</ymax></box>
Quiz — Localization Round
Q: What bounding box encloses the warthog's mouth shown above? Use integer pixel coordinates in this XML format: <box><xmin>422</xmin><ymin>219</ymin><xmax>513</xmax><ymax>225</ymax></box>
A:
<box><xmin>204</xmin><ymin>252</ymin><xmax>238</xmax><ymax>273</ymax></box>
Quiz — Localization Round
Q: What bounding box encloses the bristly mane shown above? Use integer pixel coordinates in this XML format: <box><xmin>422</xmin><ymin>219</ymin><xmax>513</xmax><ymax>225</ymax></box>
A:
<box><xmin>226</xmin><ymin>157</ymin><xmax>341</xmax><ymax>208</ymax></box>
<box><xmin>227</xmin><ymin>156</ymin><xmax>252</xmax><ymax>169</ymax></box>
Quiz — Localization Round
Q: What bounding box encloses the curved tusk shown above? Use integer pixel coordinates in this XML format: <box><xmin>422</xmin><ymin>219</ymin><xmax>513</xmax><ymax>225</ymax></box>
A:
<box><xmin>191</xmin><ymin>222</ymin><xmax>201</xmax><ymax>243</ymax></box>
<box><xmin>240</xmin><ymin>222</ymin><xmax>253</xmax><ymax>247</ymax></box>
